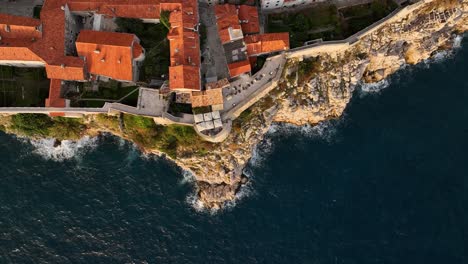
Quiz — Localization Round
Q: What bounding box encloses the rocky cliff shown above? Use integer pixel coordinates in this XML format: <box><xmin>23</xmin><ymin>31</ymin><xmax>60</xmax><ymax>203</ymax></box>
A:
<box><xmin>1</xmin><ymin>0</ymin><xmax>465</xmax><ymax>212</ymax></box>
<box><xmin>179</xmin><ymin>0</ymin><xmax>468</xmax><ymax>210</ymax></box>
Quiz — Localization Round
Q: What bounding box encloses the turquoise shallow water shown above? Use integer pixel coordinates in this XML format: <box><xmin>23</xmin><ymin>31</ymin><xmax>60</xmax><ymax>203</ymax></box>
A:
<box><xmin>0</xmin><ymin>37</ymin><xmax>467</xmax><ymax>263</ymax></box>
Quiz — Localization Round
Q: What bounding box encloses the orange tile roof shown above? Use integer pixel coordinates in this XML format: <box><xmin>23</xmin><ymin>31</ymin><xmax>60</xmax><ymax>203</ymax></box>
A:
<box><xmin>163</xmin><ymin>0</ymin><xmax>201</xmax><ymax>91</ymax></box>
<box><xmin>0</xmin><ymin>14</ymin><xmax>42</xmax><ymax>40</ymax></box>
<box><xmin>76</xmin><ymin>29</ymin><xmax>136</xmax><ymax>46</ymax></box>
<box><xmin>238</xmin><ymin>5</ymin><xmax>260</xmax><ymax>35</ymax></box>
<box><xmin>215</xmin><ymin>4</ymin><xmax>243</xmax><ymax>44</ymax></box>
<box><xmin>191</xmin><ymin>88</ymin><xmax>224</xmax><ymax>107</ymax></box>
<box><xmin>169</xmin><ymin>65</ymin><xmax>200</xmax><ymax>91</ymax></box>
<box><xmin>45</xmin><ymin>79</ymin><xmax>66</xmax><ymax>107</ymax></box>
<box><xmin>76</xmin><ymin>30</ymin><xmax>141</xmax><ymax>81</ymax></box>
<box><xmin>245</xmin><ymin>33</ymin><xmax>290</xmax><ymax>56</ymax></box>
<box><xmin>0</xmin><ymin>46</ymin><xmax>44</xmax><ymax>61</ymax></box>
<box><xmin>228</xmin><ymin>59</ymin><xmax>251</xmax><ymax>77</ymax></box>
<box><xmin>45</xmin><ymin>57</ymin><xmax>86</xmax><ymax>80</ymax></box>
<box><xmin>133</xmin><ymin>42</ymin><xmax>144</xmax><ymax>59</ymax></box>
<box><xmin>1</xmin><ymin>0</ymin><xmax>203</xmax><ymax>104</ymax></box>
<box><xmin>67</xmin><ymin>0</ymin><xmax>160</xmax><ymax>19</ymax></box>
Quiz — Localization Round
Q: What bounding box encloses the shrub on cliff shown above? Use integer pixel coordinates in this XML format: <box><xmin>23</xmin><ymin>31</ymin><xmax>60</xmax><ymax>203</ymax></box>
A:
<box><xmin>10</xmin><ymin>114</ymin><xmax>85</xmax><ymax>140</ymax></box>
<box><xmin>122</xmin><ymin>115</ymin><xmax>212</xmax><ymax>159</ymax></box>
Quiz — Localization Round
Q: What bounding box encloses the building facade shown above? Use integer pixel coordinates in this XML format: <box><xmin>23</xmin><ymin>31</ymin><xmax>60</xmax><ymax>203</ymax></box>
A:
<box><xmin>261</xmin><ymin>0</ymin><xmax>314</xmax><ymax>10</ymax></box>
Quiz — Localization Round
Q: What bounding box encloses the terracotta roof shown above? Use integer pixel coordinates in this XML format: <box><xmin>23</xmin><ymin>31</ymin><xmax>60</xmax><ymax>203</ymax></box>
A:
<box><xmin>169</xmin><ymin>65</ymin><xmax>200</xmax><ymax>91</ymax></box>
<box><xmin>76</xmin><ymin>29</ymin><xmax>136</xmax><ymax>46</ymax></box>
<box><xmin>215</xmin><ymin>4</ymin><xmax>243</xmax><ymax>44</ymax></box>
<box><xmin>205</xmin><ymin>78</ymin><xmax>229</xmax><ymax>90</ymax></box>
<box><xmin>76</xmin><ymin>30</ymin><xmax>141</xmax><ymax>81</ymax></box>
<box><xmin>45</xmin><ymin>56</ymin><xmax>86</xmax><ymax>80</ymax></box>
<box><xmin>245</xmin><ymin>33</ymin><xmax>290</xmax><ymax>56</ymax></box>
<box><xmin>45</xmin><ymin>79</ymin><xmax>66</xmax><ymax>107</ymax></box>
<box><xmin>238</xmin><ymin>5</ymin><xmax>260</xmax><ymax>34</ymax></box>
<box><xmin>0</xmin><ymin>14</ymin><xmax>42</xmax><ymax>40</ymax></box>
<box><xmin>133</xmin><ymin>42</ymin><xmax>144</xmax><ymax>59</ymax></box>
<box><xmin>191</xmin><ymin>88</ymin><xmax>224</xmax><ymax>107</ymax></box>
<box><xmin>228</xmin><ymin>59</ymin><xmax>251</xmax><ymax>77</ymax></box>
<box><xmin>0</xmin><ymin>46</ymin><xmax>44</xmax><ymax>61</ymax></box>
<box><xmin>67</xmin><ymin>0</ymin><xmax>160</xmax><ymax>19</ymax></box>
<box><xmin>164</xmin><ymin>0</ymin><xmax>201</xmax><ymax>91</ymax></box>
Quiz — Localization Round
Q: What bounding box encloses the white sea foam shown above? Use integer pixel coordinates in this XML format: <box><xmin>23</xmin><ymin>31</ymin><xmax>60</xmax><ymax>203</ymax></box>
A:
<box><xmin>179</xmin><ymin>169</ymin><xmax>196</xmax><ymax>185</ymax></box>
<box><xmin>267</xmin><ymin>119</ymin><xmax>341</xmax><ymax>143</ymax></box>
<box><xmin>224</xmin><ymin>180</ymin><xmax>254</xmax><ymax>211</ymax></box>
<box><xmin>453</xmin><ymin>34</ymin><xmax>464</xmax><ymax>49</ymax></box>
<box><xmin>28</xmin><ymin>136</ymin><xmax>98</xmax><ymax>161</ymax></box>
<box><xmin>359</xmin><ymin>79</ymin><xmax>391</xmax><ymax>94</ymax></box>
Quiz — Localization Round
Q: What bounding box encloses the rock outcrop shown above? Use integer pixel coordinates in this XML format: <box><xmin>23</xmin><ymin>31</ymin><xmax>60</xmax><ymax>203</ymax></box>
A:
<box><xmin>179</xmin><ymin>0</ymin><xmax>468</xmax><ymax>210</ymax></box>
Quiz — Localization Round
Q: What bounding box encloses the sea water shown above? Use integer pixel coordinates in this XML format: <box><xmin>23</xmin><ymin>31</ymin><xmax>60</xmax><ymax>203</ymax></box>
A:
<box><xmin>0</xmin><ymin>37</ymin><xmax>467</xmax><ymax>263</ymax></box>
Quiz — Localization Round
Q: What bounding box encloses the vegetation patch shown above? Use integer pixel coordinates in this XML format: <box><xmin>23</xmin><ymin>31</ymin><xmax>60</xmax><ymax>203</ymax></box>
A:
<box><xmin>8</xmin><ymin>114</ymin><xmax>85</xmax><ymax>140</ymax></box>
<box><xmin>298</xmin><ymin>57</ymin><xmax>322</xmax><ymax>84</ymax></box>
<box><xmin>0</xmin><ymin>66</ymin><xmax>50</xmax><ymax>107</ymax></box>
<box><xmin>268</xmin><ymin>5</ymin><xmax>341</xmax><ymax>47</ymax></box>
<box><xmin>122</xmin><ymin>115</ymin><xmax>214</xmax><ymax>158</ymax></box>
<box><xmin>340</xmin><ymin>0</ymin><xmax>398</xmax><ymax>36</ymax></box>
<box><xmin>116</xmin><ymin>18</ymin><xmax>170</xmax><ymax>82</ymax></box>
<box><xmin>70</xmin><ymin>81</ymin><xmax>139</xmax><ymax>107</ymax></box>
<box><xmin>267</xmin><ymin>0</ymin><xmax>398</xmax><ymax>47</ymax></box>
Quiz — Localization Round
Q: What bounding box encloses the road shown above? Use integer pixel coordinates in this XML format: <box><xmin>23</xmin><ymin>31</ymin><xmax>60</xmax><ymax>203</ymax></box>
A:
<box><xmin>221</xmin><ymin>54</ymin><xmax>286</xmax><ymax>119</ymax></box>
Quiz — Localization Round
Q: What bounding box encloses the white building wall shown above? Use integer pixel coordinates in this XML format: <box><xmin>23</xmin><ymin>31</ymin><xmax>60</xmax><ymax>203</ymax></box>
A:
<box><xmin>199</xmin><ymin>0</ymin><xmax>221</xmax><ymax>5</ymax></box>
<box><xmin>0</xmin><ymin>61</ymin><xmax>45</xmax><ymax>67</ymax></box>
<box><xmin>261</xmin><ymin>0</ymin><xmax>323</xmax><ymax>9</ymax></box>
<box><xmin>261</xmin><ymin>0</ymin><xmax>284</xmax><ymax>9</ymax></box>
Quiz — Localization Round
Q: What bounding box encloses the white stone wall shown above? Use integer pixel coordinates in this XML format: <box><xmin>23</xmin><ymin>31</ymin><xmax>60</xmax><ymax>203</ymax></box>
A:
<box><xmin>0</xmin><ymin>60</ymin><xmax>45</xmax><ymax>67</ymax></box>
<box><xmin>64</xmin><ymin>4</ymin><xmax>81</xmax><ymax>56</ymax></box>
<box><xmin>199</xmin><ymin>0</ymin><xmax>220</xmax><ymax>6</ymax></box>
<box><xmin>261</xmin><ymin>0</ymin><xmax>325</xmax><ymax>10</ymax></box>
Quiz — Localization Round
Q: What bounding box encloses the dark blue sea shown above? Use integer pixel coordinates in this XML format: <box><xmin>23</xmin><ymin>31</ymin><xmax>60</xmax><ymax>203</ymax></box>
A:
<box><xmin>1</xmin><ymin>37</ymin><xmax>468</xmax><ymax>263</ymax></box>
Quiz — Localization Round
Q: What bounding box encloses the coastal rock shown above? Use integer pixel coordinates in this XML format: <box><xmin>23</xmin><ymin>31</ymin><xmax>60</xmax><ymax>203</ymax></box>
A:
<box><xmin>181</xmin><ymin>0</ymin><xmax>468</xmax><ymax>210</ymax></box>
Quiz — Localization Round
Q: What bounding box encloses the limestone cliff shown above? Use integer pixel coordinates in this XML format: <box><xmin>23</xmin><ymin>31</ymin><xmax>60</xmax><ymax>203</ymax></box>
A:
<box><xmin>1</xmin><ymin>0</ymin><xmax>466</xmax><ymax>211</ymax></box>
<box><xmin>181</xmin><ymin>0</ymin><xmax>468</xmax><ymax>210</ymax></box>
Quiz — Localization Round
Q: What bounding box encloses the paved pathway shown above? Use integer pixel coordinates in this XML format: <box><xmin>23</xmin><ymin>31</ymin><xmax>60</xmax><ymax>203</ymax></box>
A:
<box><xmin>0</xmin><ymin>0</ymin><xmax>44</xmax><ymax>17</ymax></box>
<box><xmin>222</xmin><ymin>54</ymin><xmax>287</xmax><ymax>120</ymax></box>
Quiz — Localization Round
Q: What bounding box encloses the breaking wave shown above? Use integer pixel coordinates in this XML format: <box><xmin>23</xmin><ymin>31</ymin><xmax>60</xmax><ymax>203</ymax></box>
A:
<box><xmin>268</xmin><ymin>118</ymin><xmax>342</xmax><ymax>142</ymax></box>
<box><xmin>27</xmin><ymin>136</ymin><xmax>99</xmax><ymax>162</ymax></box>
<box><xmin>179</xmin><ymin>169</ymin><xmax>196</xmax><ymax>185</ymax></box>
<box><xmin>359</xmin><ymin>79</ymin><xmax>391</xmax><ymax>94</ymax></box>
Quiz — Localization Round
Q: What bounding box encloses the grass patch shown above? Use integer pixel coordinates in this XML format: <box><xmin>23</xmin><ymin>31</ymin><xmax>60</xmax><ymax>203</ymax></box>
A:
<box><xmin>122</xmin><ymin>114</ymin><xmax>213</xmax><ymax>158</ymax></box>
<box><xmin>71</xmin><ymin>81</ymin><xmax>139</xmax><ymax>107</ymax></box>
<box><xmin>9</xmin><ymin>114</ymin><xmax>85</xmax><ymax>140</ymax></box>
<box><xmin>0</xmin><ymin>66</ymin><xmax>50</xmax><ymax>107</ymax></box>
<box><xmin>168</xmin><ymin>102</ymin><xmax>193</xmax><ymax>115</ymax></box>
<box><xmin>116</xmin><ymin>18</ymin><xmax>170</xmax><ymax>81</ymax></box>
<box><xmin>267</xmin><ymin>0</ymin><xmax>398</xmax><ymax>47</ymax></box>
<box><xmin>298</xmin><ymin>57</ymin><xmax>322</xmax><ymax>84</ymax></box>
<box><xmin>340</xmin><ymin>0</ymin><xmax>398</xmax><ymax>36</ymax></box>
<box><xmin>268</xmin><ymin>5</ymin><xmax>341</xmax><ymax>47</ymax></box>
<box><xmin>33</xmin><ymin>5</ymin><xmax>42</xmax><ymax>18</ymax></box>
<box><xmin>232</xmin><ymin>108</ymin><xmax>253</xmax><ymax>133</ymax></box>
<box><xmin>192</xmin><ymin>106</ymin><xmax>212</xmax><ymax>114</ymax></box>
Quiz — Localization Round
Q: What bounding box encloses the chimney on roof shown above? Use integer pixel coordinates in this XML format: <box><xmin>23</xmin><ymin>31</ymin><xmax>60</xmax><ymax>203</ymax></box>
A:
<box><xmin>117</xmin><ymin>58</ymin><xmax>121</xmax><ymax>64</ymax></box>
<box><xmin>94</xmin><ymin>49</ymin><xmax>100</xmax><ymax>54</ymax></box>
<box><xmin>61</xmin><ymin>5</ymin><xmax>65</xmax><ymax>11</ymax></box>
<box><xmin>60</xmin><ymin>64</ymin><xmax>65</xmax><ymax>68</ymax></box>
<box><xmin>5</xmin><ymin>25</ymin><xmax>10</xmax><ymax>33</ymax></box>
<box><xmin>101</xmin><ymin>58</ymin><xmax>105</xmax><ymax>62</ymax></box>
